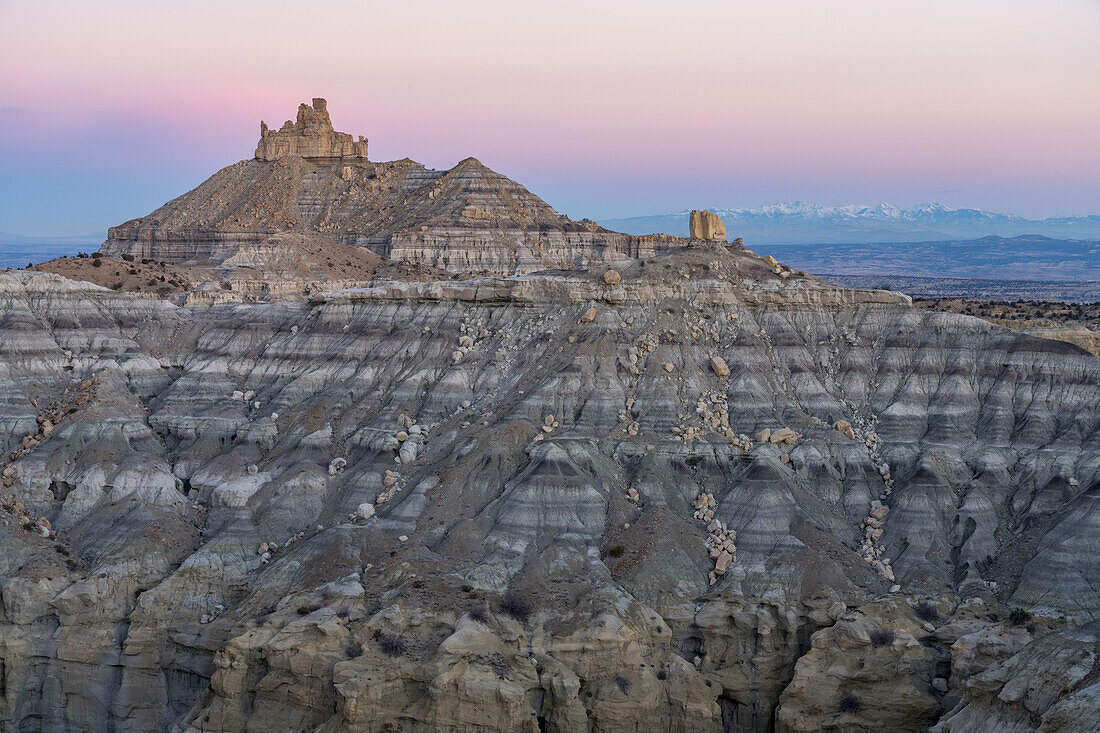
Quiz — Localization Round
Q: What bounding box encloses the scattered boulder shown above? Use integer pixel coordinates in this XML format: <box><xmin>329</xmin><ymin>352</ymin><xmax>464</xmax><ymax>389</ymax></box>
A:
<box><xmin>709</xmin><ymin>355</ymin><xmax>730</xmax><ymax>377</ymax></box>
<box><xmin>834</xmin><ymin>419</ymin><xmax>856</xmax><ymax>440</ymax></box>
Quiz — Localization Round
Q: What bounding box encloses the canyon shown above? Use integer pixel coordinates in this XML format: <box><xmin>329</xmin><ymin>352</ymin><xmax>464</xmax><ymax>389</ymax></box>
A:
<box><xmin>2</xmin><ymin>100</ymin><xmax>1098</xmax><ymax>733</ymax></box>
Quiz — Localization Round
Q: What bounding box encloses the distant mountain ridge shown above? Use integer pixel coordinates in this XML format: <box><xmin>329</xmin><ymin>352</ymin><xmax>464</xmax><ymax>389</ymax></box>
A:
<box><xmin>599</xmin><ymin>202</ymin><xmax>1100</xmax><ymax>244</ymax></box>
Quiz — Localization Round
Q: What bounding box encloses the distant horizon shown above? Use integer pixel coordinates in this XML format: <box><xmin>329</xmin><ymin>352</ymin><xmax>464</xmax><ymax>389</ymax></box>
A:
<box><xmin>2</xmin><ymin>0</ymin><xmax>1098</xmax><ymax>236</ymax></box>
<box><xmin>3</xmin><ymin>198</ymin><xmax>1100</xmax><ymax>241</ymax></box>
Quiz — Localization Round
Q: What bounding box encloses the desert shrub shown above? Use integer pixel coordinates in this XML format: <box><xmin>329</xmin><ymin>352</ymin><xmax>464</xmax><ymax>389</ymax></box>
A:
<box><xmin>608</xmin><ymin>545</ymin><xmax>625</xmax><ymax>558</ymax></box>
<box><xmin>92</xmin><ymin>259</ymin><xmax>102</xmax><ymax>267</ymax></box>
<box><xmin>345</xmin><ymin>640</ymin><xmax>362</xmax><ymax>658</ymax></box>
<box><xmin>92</xmin><ymin>252</ymin><xmax>102</xmax><ymax>258</ymax></box>
<box><xmin>121</xmin><ymin>253</ymin><xmax>135</xmax><ymax>261</ymax></box>
<box><xmin>614</xmin><ymin>675</ymin><xmax>631</xmax><ymax>694</ymax></box>
<box><xmin>468</xmin><ymin>606</ymin><xmax>489</xmax><ymax>624</ymax></box>
<box><xmin>500</xmin><ymin>590</ymin><xmax>532</xmax><ymax>622</ymax></box>
<box><xmin>870</xmin><ymin>628</ymin><xmax>896</xmax><ymax>647</ymax></box>
<box><xmin>656</xmin><ymin>669</ymin><xmax>667</xmax><ymax>681</ymax></box>
<box><xmin>914</xmin><ymin>601</ymin><xmax>939</xmax><ymax>622</ymax></box>
<box><xmin>296</xmin><ymin>605</ymin><xmax>310</xmax><ymax>616</ymax></box>
<box><xmin>837</xmin><ymin>690</ymin><xmax>862</xmax><ymax>713</ymax></box>
<box><xmin>378</xmin><ymin>633</ymin><xmax>406</xmax><ymax>656</ymax></box>
<box><xmin>1008</xmin><ymin>607</ymin><xmax>1031</xmax><ymax>626</ymax></box>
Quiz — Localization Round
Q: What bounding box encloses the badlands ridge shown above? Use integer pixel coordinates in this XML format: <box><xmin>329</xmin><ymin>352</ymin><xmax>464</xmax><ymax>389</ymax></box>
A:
<box><xmin>2</xmin><ymin>100</ymin><xmax>1099</xmax><ymax>733</ymax></box>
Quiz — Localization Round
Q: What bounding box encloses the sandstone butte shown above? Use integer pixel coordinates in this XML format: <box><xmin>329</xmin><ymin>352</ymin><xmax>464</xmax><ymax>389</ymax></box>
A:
<box><xmin>2</xmin><ymin>99</ymin><xmax>1099</xmax><ymax>733</ymax></box>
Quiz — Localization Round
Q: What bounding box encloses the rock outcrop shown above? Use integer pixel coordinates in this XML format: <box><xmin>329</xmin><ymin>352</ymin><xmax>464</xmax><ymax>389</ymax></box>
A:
<box><xmin>254</xmin><ymin>97</ymin><xmax>368</xmax><ymax>162</ymax></box>
<box><xmin>689</xmin><ymin>209</ymin><xmax>727</xmax><ymax>241</ymax></box>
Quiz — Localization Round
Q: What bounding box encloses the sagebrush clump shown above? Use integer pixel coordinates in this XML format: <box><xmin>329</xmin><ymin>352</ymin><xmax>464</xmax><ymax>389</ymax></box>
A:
<box><xmin>915</xmin><ymin>601</ymin><xmax>939</xmax><ymax>622</ymax></box>
<box><xmin>500</xmin><ymin>590</ymin><xmax>532</xmax><ymax>622</ymax></box>
<box><xmin>870</xmin><ymin>628</ymin><xmax>896</xmax><ymax>647</ymax></box>
<box><xmin>378</xmin><ymin>633</ymin><xmax>407</xmax><ymax>656</ymax></box>
<box><xmin>838</xmin><ymin>690</ymin><xmax>862</xmax><ymax>713</ymax></box>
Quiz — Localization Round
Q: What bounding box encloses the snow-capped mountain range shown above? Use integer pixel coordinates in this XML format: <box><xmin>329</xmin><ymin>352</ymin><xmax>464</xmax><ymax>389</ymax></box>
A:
<box><xmin>599</xmin><ymin>202</ymin><xmax>1100</xmax><ymax>244</ymax></box>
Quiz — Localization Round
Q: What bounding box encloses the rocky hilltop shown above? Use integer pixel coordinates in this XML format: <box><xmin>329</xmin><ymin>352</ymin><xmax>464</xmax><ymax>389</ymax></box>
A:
<box><xmin>3</xmin><ymin>101</ymin><xmax>1100</xmax><ymax>733</ymax></box>
<box><xmin>103</xmin><ymin>99</ymin><xmax>679</xmax><ymax>276</ymax></box>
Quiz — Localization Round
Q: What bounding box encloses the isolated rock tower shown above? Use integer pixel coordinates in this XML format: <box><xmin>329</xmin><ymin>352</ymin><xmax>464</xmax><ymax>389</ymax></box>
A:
<box><xmin>254</xmin><ymin>97</ymin><xmax>369</xmax><ymax>162</ymax></box>
<box><xmin>689</xmin><ymin>209</ymin><xmax>727</xmax><ymax>241</ymax></box>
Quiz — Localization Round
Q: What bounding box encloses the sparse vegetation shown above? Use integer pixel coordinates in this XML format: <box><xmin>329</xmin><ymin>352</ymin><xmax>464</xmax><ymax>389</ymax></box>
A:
<box><xmin>1008</xmin><ymin>607</ymin><xmax>1031</xmax><ymax>626</ymax></box>
<box><xmin>656</xmin><ymin>669</ymin><xmax>667</xmax><ymax>681</ymax></box>
<box><xmin>345</xmin><ymin>640</ymin><xmax>362</xmax><ymax>658</ymax></box>
<box><xmin>378</xmin><ymin>633</ymin><xmax>407</xmax><ymax>656</ymax></box>
<box><xmin>608</xmin><ymin>545</ymin><xmax>625</xmax><ymax>558</ymax></box>
<box><xmin>467</xmin><ymin>606</ymin><xmax>489</xmax><ymax>624</ymax></box>
<box><xmin>121</xmin><ymin>253</ymin><xmax>135</xmax><ymax>261</ymax></box>
<box><xmin>614</xmin><ymin>675</ymin><xmax>631</xmax><ymax>694</ymax></box>
<box><xmin>838</xmin><ymin>690</ymin><xmax>862</xmax><ymax>713</ymax></box>
<box><xmin>499</xmin><ymin>590</ymin><xmax>532</xmax><ymax>622</ymax></box>
<box><xmin>870</xmin><ymin>628</ymin><xmax>896</xmax><ymax>647</ymax></box>
<box><xmin>914</xmin><ymin>601</ymin><xmax>939</xmax><ymax>622</ymax></box>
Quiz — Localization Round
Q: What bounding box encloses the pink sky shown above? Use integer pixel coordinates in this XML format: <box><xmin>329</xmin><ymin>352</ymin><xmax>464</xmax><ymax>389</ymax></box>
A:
<box><xmin>2</xmin><ymin>0</ymin><xmax>1099</xmax><ymax>234</ymax></box>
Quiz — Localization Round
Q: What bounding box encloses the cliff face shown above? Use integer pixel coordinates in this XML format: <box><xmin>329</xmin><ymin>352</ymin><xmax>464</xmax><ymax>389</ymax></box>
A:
<box><xmin>1</xmin><ymin>242</ymin><xmax>1098</xmax><ymax>732</ymax></box>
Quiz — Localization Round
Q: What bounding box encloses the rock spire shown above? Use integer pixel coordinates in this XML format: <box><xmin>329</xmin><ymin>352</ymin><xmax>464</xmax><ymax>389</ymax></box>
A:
<box><xmin>689</xmin><ymin>209</ymin><xmax>727</xmax><ymax>241</ymax></box>
<box><xmin>254</xmin><ymin>97</ymin><xmax>368</xmax><ymax>162</ymax></box>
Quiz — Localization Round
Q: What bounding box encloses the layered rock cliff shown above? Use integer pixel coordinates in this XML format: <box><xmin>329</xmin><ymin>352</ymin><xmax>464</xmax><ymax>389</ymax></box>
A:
<box><xmin>103</xmin><ymin>100</ymin><xmax>680</xmax><ymax>275</ymax></box>
<box><xmin>2</xmin><ymin>238</ymin><xmax>1098</xmax><ymax>732</ymax></box>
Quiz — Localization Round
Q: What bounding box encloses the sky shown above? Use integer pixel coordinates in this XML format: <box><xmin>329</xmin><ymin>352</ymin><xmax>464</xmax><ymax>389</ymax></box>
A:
<box><xmin>1</xmin><ymin>0</ymin><xmax>1098</xmax><ymax>236</ymax></box>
